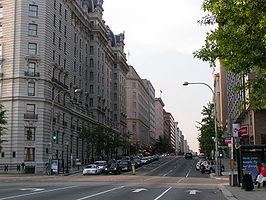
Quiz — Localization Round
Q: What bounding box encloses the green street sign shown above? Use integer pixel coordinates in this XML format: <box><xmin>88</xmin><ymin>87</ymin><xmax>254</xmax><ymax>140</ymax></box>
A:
<box><xmin>218</xmin><ymin>145</ymin><xmax>228</xmax><ymax>149</ymax></box>
<box><xmin>43</xmin><ymin>142</ymin><xmax>50</xmax><ymax>145</ymax></box>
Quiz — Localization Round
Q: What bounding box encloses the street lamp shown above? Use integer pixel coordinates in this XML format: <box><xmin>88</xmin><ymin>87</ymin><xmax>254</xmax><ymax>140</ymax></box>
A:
<box><xmin>49</xmin><ymin>88</ymin><xmax>82</xmax><ymax>175</ymax></box>
<box><xmin>182</xmin><ymin>81</ymin><xmax>220</xmax><ymax>176</ymax></box>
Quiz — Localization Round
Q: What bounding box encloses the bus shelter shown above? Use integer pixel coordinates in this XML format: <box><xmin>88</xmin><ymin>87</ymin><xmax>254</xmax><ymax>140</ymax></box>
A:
<box><xmin>236</xmin><ymin>144</ymin><xmax>266</xmax><ymax>186</ymax></box>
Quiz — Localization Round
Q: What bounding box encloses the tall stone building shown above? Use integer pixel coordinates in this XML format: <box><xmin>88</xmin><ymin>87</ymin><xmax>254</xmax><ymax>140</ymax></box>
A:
<box><xmin>0</xmin><ymin>0</ymin><xmax>128</xmax><ymax>173</ymax></box>
<box><xmin>142</xmin><ymin>79</ymin><xmax>156</xmax><ymax>143</ymax></box>
<box><xmin>154</xmin><ymin>97</ymin><xmax>164</xmax><ymax>139</ymax></box>
<box><xmin>163</xmin><ymin>110</ymin><xmax>175</xmax><ymax>149</ymax></box>
<box><xmin>126</xmin><ymin>66</ymin><xmax>154</xmax><ymax>147</ymax></box>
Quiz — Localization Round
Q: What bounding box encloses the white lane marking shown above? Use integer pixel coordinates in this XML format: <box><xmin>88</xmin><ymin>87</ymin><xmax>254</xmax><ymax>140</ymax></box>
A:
<box><xmin>0</xmin><ymin>186</ymin><xmax>78</xmax><ymax>200</ymax></box>
<box><xmin>75</xmin><ymin>186</ymin><xmax>125</xmax><ymax>200</ymax></box>
<box><xmin>187</xmin><ymin>190</ymin><xmax>201</xmax><ymax>195</ymax></box>
<box><xmin>185</xmin><ymin>168</ymin><xmax>191</xmax><ymax>178</ymax></box>
<box><xmin>154</xmin><ymin>187</ymin><xmax>172</xmax><ymax>200</ymax></box>
<box><xmin>20</xmin><ymin>188</ymin><xmax>44</xmax><ymax>192</ymax></box>
<box><xmin>163</xmin><ymin>169</ymin><xmax>173</xmax><ymax>177</ymax></box>
<box><xmin>132</xmin><ymin>188</ymin><xmax>147</xmax><ymax>193</ymax></box>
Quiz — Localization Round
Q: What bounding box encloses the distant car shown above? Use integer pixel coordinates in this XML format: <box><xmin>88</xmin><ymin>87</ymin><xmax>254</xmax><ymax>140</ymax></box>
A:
<box><xmin>196</xmin><ymin>161</ymin><xmax>203</xmax><ymax>170</ymax></box>
<box><xmin>119</xmin><ymin>160</ymin><xmax>132</xmax><ymax>171</ymax></box>
<box><xmin>185</xmin><ymin>153</ymin><xmax>193</xmax><ymax>159</ymax></box>
<box><xmin>94</xmin><ymin>161</ymin><xmax>107</xmax><ymax>173</ymax></box>
<box><xmin>198</xmin><ymin>153</ymin><xmax>206</xmax><ymax>158</ymax></box>
<box><xmin>140</xmin><ymin>157</ymin><xmax>150</xmax><ymax>164</ymax></box>
<box><xmin>200</xmin><ymin>160</ymin><xmax>215</xmax><ymax>174</ymax></box>
<box><xmin>83</xmin><ymin>164</ymin><xmax>101</xmax><ymax>175</ymax></box>
<box><xmin>104</xmin><ymin>163</ymin><xmax>122</xmax><ymax>175</ymax></box>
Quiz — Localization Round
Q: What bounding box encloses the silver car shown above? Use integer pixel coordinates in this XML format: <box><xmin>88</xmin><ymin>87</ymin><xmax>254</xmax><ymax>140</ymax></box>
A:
<box><xmin>83</xmin><ymin>164</ymin><xmax>101</xmax><ymax>175</ymax></box>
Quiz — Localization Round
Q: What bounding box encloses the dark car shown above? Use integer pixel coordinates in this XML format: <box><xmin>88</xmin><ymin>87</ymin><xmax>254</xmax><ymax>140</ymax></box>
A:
<box><xmin>104</xmin><ymin>163</ymin><xmax>122</xmax><ymax>175</ymax></box>
<box><xmin>119</xmin><ymin>160</ymin><xmax>132</xmax><ymax>171</ymax></box>
<box><xmin>185</xmin><ymin>152</ymin><xmax>193</xmax><ymax>159</ymax></box>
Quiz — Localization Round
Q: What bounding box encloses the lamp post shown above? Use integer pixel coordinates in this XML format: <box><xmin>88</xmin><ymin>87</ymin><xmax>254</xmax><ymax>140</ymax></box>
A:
<box><xmin>182</xmin><ymin>81</ymin><xmax>220</xmax><ymax>176</ymax></box>
<box><xmin>49</xmin><ymin>88</ymin><xmax>82</xmax><ymax>175</ymax></box>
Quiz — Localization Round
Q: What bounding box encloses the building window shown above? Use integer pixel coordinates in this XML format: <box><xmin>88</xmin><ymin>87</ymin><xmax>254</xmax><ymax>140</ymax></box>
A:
<box><xmin>261</xmin><ymin>134</ymin><xmax>266</xmax><ymax>144</ymax></box>
<box><xmin>53</xmin><ymin>14</ymin><xmax>56</xmax><ymax>27</ymax></box>
<box><xmin>0</xmin><ymin>4</ymin><xmax>3</xmax><ymax>18</ymax></box>
<box><xmin>59</xmin><ymin>3</ymin><xmax>62</xmax><ymax>15</ymax></box>
<box><xmin>114</xmin><ymin>114</ymin><xmax>117</xmax><ymax>121</ymax></box>
<box><xmin>1</xmin><ymin>152</ymin><xmax>4</xmax><ymax>157</ymax></box>
<box><xmin>29</xmin><ymin>4</ymin><xmax>38</xmax><ymax>17</ymax></box>
<box><xmin>13</xmin><ymin>152</ymin><xmax>16</xmax><ymax>158</ymax></box>
<box><xmin>114</xmin><ymin>104</ymin><xmax>117</xmax><ymax>111</ymax></box>
<box><xmin>26</xmin><ymin>104</ymin><xmax>35</xmax><ymax>116</ymax></box>
<box><xmin>54</xmin><ymin>0</ymin><xmax>56</xmax><ymax>9</ymax></box>
<box><xmin>59</xmin><ymin>20</ymin><xmax>62</xmax><ymax>32</ymax></box>
<box><xmin>25</xmin><ymin>127</ymin><xmax>35</xmax><ymax>141</ymax></box>
<box><xmin>28</xmin><ymin>43</ymin><xmax>37</xmax><ymax>55</ymax></box>
<box><xmin>64</xmin><ymin>26</ymin><xmax>67</xmax><ymax>37</ymax></box>
<box><xmin>114</xmin><ymin>73</ymin><xmax>118</xmax><ymax>80</ymax></box>
<box><xmin>89</xmin><ymin>46</ymin><xmax>94</xmax><ymax>55</ymax></box>
<box><xmin>64</xmin><ymin>42</ymin><xmax>66</xmax><ymax>53</ymax></box>
<box><xmin>114</xmin><ymin>83</ymin><xmax>118</xmax><ymax>90</ymax></box>
<box><xmin>89</xmin><ymin>59</ymin><xmax>94</xmax><ymax>67</ymax></box>
<box><xmin>53</xmin><ymin>32</ymin><xmax>55</xmax><ymax>44</ymax></box>
<box><xmin>52</xmin><ymin>50</ymin><xmax>55</xmax><ymax>61</ymax></box>
<box><xmin>0</xmin><ymin>23</ymin><xmax>3</xmax><ymax>37</ymax></box>
<box><xmin>28</xmin><ymin>62</ymin><xmax>36</xmax><ymax>74</ymax></box>
<box><xmin>89</xmin><ymin>98</ymin><xmax>93</xmax><ymax>107</ymax></box>
<box><xmin>89</xmin><ymin>72</ymin><xmax>93</xmax><ymax>81</ymax></box>
<box><xmin>89</xmin><ymin>85</ymin><xmax>94</xmax><ymax>93</ymax></box>
<box><xmin>28</xmin><ymin>23</ymin><xmax>37</xmax><ymax>36</ymax></box>
<box><xmin>24</xmin><ymin>148</ymin><xmax>35</xmax><ymax>161</ymax></box>
<box><xmin>64</xmin><ymin>9</ymin><xmax>67</xmax><ymax>20</ymax></box>
<box><xmin>28</xmin><ymin>82</ymin><xmax>35</xmax><ymax>96</ymax></box>
<box><xmin>58</xmin><ymin>37</ymin><xmax>61</xmax><ymax>49</ymax></box>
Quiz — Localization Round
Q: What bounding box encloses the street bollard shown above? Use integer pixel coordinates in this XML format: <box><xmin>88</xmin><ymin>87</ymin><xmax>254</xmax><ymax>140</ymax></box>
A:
<box><xmin>132</xmin><ymin>164</ymin><xmax>136</xmax><ymax>175</ymax></box>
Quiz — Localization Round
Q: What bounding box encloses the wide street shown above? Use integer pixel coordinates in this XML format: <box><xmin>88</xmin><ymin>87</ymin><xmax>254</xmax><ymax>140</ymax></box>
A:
<box><xmin>0</xmin><ymin>156</ymin><xmax>227</xmax><ymax>200</ymax></box>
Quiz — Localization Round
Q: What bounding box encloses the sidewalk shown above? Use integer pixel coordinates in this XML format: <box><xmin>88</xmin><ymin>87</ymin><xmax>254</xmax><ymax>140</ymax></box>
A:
<box><xmin>219</xmin><ymin>184</ymin><xmax>266</xmax><ymax>200</ymax></box>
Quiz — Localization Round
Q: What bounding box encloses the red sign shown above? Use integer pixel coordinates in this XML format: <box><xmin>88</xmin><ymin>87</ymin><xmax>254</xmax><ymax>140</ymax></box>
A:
<box><xmin>239</xmin><ymin>124</ymin><xmax>249</xmax><ymax>137</ymax></box>
<box><xmin>224</xmin><ymin>137</ymin><xmax>232</xmax><ymax>144</ymax></box>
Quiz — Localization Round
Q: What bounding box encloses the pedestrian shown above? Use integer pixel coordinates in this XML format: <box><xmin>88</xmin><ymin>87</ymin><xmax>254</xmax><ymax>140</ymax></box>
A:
<box><xmin>259</xmin><ymin>162</ymin><xmax>266</xmax><ymax>177</ymax></box>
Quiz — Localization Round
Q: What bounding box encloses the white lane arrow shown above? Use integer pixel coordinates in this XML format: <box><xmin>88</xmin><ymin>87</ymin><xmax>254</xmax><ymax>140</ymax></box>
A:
<box><xmin>20</xmin><ymin>188</ymin><xmax>44</xmax><ymax>192</ymax></box>
<box><xmin>186</xmin><ymin>190</ymin><xmax>201</xmax><ymax>195</ymax></box>
<box><xmin>132</xmin><ymin>188</ymin><xmax>148</xmax><ymax>193</ymax></box>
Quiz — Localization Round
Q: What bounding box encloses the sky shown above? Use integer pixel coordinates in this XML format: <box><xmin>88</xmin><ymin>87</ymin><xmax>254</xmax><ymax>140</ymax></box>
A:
<box><xmin>103</xmin><ymin>0</ymin><xmax>215</xmax><ymax>152</ymax></box>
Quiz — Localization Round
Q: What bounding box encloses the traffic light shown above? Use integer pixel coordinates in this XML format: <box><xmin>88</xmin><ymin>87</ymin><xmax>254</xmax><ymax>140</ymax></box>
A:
<box><xmin>52</xmin><ymin>135</ymin><xmax>57</xmax><ymax>142</ymax></box>
<box><xmin>211</xmin><ymin>136</ymin><xmax>215</xmax><ymax>140</ymax></box>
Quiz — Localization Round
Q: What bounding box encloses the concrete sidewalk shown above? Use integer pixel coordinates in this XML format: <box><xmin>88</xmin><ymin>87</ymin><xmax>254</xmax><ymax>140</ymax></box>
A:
<box><xmin>219</xmin><ymin>183</ymin><xmax>266</xmax><ymax>200</ymax></box>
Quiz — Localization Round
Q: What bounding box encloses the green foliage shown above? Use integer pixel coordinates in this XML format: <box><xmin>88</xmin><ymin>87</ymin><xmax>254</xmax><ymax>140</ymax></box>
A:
<box><xmin>197</xmin><ymin>103</ymin><xmax>223</xmax><ymax>158</ymax></box>
<box><xmin>0</xmin><ymin>104</ymin><xmax>7</xmax><ymax>152</ymax></box>
<box><xmin>80</xmin><ymin>124</ymin><xmax>132</xmax><ymax>161</ymax></box>
<box><xmin>194</xmin><ymin>0</ymin><xmax>266</xmax><ymax>109</ymax></box>
<box><xmin>153</xmin><ymin>135</ymin><xmax>175</xmax><ymax>154</ymax></box>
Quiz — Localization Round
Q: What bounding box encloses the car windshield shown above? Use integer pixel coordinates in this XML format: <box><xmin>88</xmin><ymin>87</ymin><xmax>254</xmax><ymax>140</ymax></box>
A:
<box><xmin>120</xmin><ymin>161</ymin><xmax>128</xmax><ymax>165</ymax></box>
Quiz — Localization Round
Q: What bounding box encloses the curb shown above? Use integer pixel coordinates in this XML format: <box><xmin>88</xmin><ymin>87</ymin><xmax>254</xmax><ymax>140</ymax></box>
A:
<box><xmin>218</xmin><ymin>184</ymin><xmax>238</xmax><ymax>200</ymax></box>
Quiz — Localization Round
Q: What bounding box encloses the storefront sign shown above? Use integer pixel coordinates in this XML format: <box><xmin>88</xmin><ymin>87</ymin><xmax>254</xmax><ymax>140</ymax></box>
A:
<box><xmin>239</xmin><ymin>124</ymin><xmax>249</xmax><ymax>137</ymax></box>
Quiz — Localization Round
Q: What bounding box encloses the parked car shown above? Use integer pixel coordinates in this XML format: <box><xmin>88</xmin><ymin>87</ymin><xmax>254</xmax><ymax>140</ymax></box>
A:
<box><xmin>200</xmin><ymin>160</ymin><xmax>215</xmax><ymax>174</ymax></box>
<box><xmin>83</xmin><ymin>164</ymin><xmax>101</xmax><ymax>175</ymax></box>
<box><xmin>119</xmin><ymin>160</ymin><xmax>132</xmax><ymax>172</ymax></box>
<box><xmin>132</xmin><ymin>158</ymin><xmax>142</xmax><ymax>168</ymax></box>
<box><xmin>94</xmin><ymin>161</ymin><xmax>107</xmax><ymax>173</ymax></box>
<box><xmin>104</xmin><ymin>163</ymin><xmax>122</xmax><ymax>175</ymax></box>
<box><xmin>196</xmin><ymin>161</ymin><xmax>203</xmax><ymax>170</ymax></box>
<box><xmin>140</xmin><ymin>157</ymin><xmax>150</xmax><ymax>164</ymax></box>
<box><xmin>185</xmin><ymin>152</ymin><xmax>193</xmax><ymax>159</ymax></box>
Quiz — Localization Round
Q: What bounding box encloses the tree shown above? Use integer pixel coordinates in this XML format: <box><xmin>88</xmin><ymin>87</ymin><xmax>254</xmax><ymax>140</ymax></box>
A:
<box><xmin>153</xmin><ymin>135</ymin><xmax>174</xmax><ymax>154</ymax></box>
<box><xmin>197</xmin><ymin>103</ymin><xmax>224</xmax><ymax>159</ymax></box>
<box><xmin>0</xmin><ymin>104</ymin><xmax>7</xmax><ymax>152</ymax></box>
<box><xmin>194</xmin><ymin>0</ymin><xmax>266</xmax><ymax>109</ymax></box>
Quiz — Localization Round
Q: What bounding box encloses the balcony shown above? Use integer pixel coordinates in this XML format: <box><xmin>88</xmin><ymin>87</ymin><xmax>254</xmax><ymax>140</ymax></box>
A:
<box><xmin>25</xmin><ymin>71</ymin><xmax>40</xmax><ymax>77</ymax></box>
<box><xmin>24</xmin><ymin>113</ymin><xmax>38</xmax><ymax>120</ymax></box>
<box><xmin>51</xmin><ymin>77</ymin><xmax>69</xmax><ymax>90</ymax></box>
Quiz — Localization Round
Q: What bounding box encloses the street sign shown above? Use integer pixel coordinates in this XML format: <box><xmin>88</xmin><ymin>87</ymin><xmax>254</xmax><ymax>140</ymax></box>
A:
<box><xmin>43</xmin><ymin>142</ymin><xmax>50</xmax><ymax>145</ymax></box>
<box><xmin>218</xmin><ymin>145</ymin><xmax>228</xmax><ymax>149</ymax></box>
<box><xmin>224</xmin><ymin>137</ymin><xmax>232</xmax><ymax>144</ymax></box>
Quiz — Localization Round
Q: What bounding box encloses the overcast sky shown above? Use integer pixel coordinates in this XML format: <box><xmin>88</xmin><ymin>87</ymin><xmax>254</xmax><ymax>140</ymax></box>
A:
<box><xmin>103</xmin><ymin>0</ymin><xmax>215</xmax><ymax>152</ymax></box>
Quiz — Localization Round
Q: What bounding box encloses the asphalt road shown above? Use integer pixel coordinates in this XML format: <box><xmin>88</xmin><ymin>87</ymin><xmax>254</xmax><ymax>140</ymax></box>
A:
<box><xmin>0</xmin><ymin>156</ymin><xmax>226</xmax><ymax>200</ymax></box>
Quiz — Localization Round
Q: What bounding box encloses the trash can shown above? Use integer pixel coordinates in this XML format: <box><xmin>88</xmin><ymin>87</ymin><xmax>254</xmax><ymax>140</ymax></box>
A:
<box><xmin>229</xmin><ymin>173</ymin><xmax>238</xmax><ymax>186</ymax></box>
